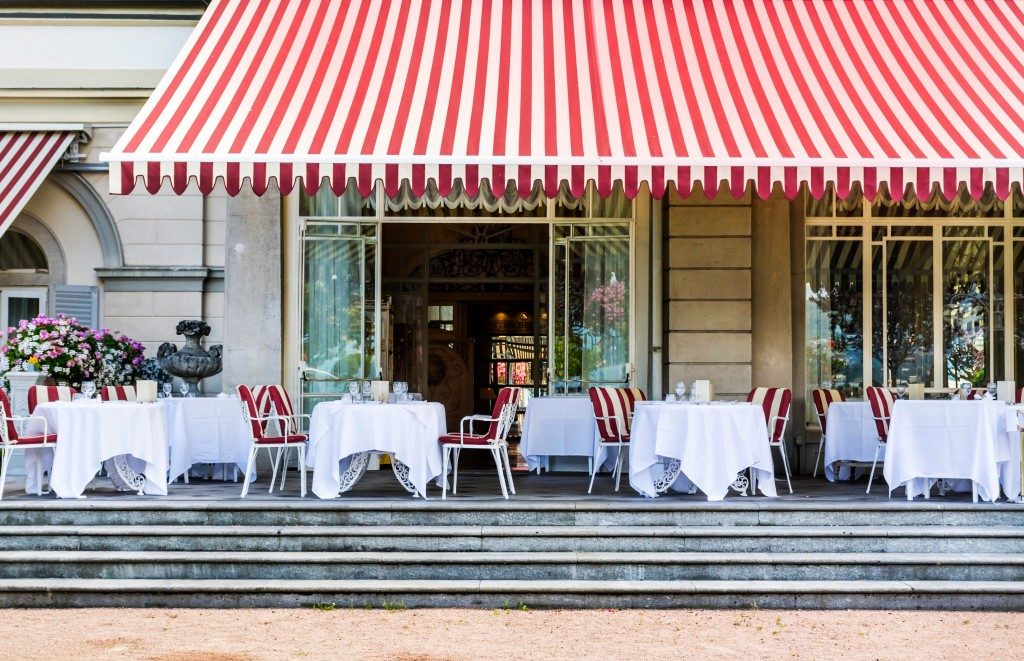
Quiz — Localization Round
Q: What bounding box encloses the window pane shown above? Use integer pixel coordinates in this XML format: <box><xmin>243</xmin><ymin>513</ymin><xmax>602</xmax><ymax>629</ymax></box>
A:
<box><xmin>805</xmin><ymin>241</ymin><xmax>865</xmax><ymax>422</ymax></box>
<box><xmin>884</xmin><ymin>240</ymin><xmax>934</xmax><ymax>386</ymax></box>
<box><xmin>299</xmin><ymin>179</ymin><xmax>374</xmax><ymax>217</ymax></box>
<box><xmin>943</xmin><ymin>241</ymin><xmax>989</xmax><ymax>387</ymax></box>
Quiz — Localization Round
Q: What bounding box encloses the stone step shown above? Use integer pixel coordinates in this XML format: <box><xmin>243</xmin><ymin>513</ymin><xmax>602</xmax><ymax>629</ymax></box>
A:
<box><xmin>2</xmin><ymin>500</ymin><xmax>1023</xmax><ymax>528</ymax></box>
<box><xmin>0</xmin><ymin>577</ymin><xmax>1021</xmax><ymax>609</ymax></box>
<box><xmin>1</xmin><ymin>550</ymin><xmax>1022</xmax><ymax>582</ymax></box>
<box><xmin>2</xmin><ymin>524</ymin><xmax>1022</xmax><ymax>553</ymax></box>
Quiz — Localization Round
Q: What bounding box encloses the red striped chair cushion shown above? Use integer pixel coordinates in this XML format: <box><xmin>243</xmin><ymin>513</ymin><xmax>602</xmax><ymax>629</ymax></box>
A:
<box><xmin>100</xmin><ymin>385</ymin><xmax>136</xmax><ymax>401</ymax></box>
<box><xmin>237</xmin><ymin>385</ymin><xmax>271</xmax><ymax>440</ymax></box>
<box><xmin>8</xmin><ymin>433</ymin><xmax>57</xmax><ymax>445</ymax></box>
<box><xmin>588</xmin><ymin>386</ymin><xmax>646</xmax><ymax>442</ymax></box>
<box><xmin>1017</xmin><ymin>387</ymin><xmax>1024</xmax><ymax>404</ymax></box>
<box><xmin>266</xmin><ymin>385</ymin><xmax>298</xmax><ymax>433</ymax></box>
<box><xmin>865</xmin><ymin>386</ymin><xmax>896</xmax><ymax>441</ymax></box>
<box><xmin>487</xmin><ymin>387</ymin><xmax>520</xmax><ymax>438</ymax></box>
<box><xmin>0</xmin><ymin>389</ymin><xmax>18</xmax><ymax>442</ymax></box>
<box><xmin>254</xmin><ymin>433</ymin><xmax>306</xmax><ymax>445</ymax></box>
<box><xmin>747</xmin><ymin>387</ymin><xmax>792</xmax><ymax>443</ymax></box>
<box><xmin>438</xmin><ymin>433</ymin><xmax>491</xmax><ymax>446</ymax></box>
<box><xmin>27</xmin><ymin>385</ymin><xmax>76</xmax><ymax>414</ymax></box>
<box><xmin>811</xmin><ymin>388</ymin><xmax>844</xmax><ymax>435</ymax></box>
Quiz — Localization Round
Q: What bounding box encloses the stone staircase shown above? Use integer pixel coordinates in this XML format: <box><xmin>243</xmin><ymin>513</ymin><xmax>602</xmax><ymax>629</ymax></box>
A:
<box><xmin>1</xmin><ymin>498</ymin><xmax>1023</xmax><ymax>609</ymax></box>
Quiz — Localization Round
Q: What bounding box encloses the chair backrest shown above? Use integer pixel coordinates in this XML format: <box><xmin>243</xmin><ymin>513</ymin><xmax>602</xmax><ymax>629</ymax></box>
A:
<box><xmin>494</xmin><ymin>401</ymin><xmax>518</xmax><ymax>443</ymax></box>
<box><xmin>27</xmin><ymin>385</ymin><xmax>76</xmax><ymax>414</ymax></box>
<box><xmin>0</xmin><ymin>389</ymin><xmax>19</xmax><ymax>443</ymax></box>
<box><xmin>811</xmin><ymin>388</ymin><xmax>845</xmax><ymax>434</ymax></box>
<box><xmin>266</xmin><ymin>384</ymin><xmax>298</xmax><ymax>433</ymax></box>
<box><xmin>865</xmin><ymin>386</ymin><xmax>896</xmax><ymax>441</ymax></box>
<box><xmin>100</xmin><ymin>385</ymin><xmax>136</xmax><ymax>402</ymax></box>
<box><xmin>236</xmin><ymin>384</ymin><xmax>275</xmax><ymax>440</ymax></box>
<box><xmin>1017</xmin><ymin>387</ymin><xmax>1024</xmax><ymax>404</ymax></box>
<box><xmin>588</xmin><ymin>386</ymin><xmax>646</xmax><ymax>441</ymax></box>
<box><xmin>487</xmin><ymin>387</ymin><xmax>521</xmax><ymax>438</ymax></box>
<box><xmin>747</xmin><ymin>387</ymin><xmax>793</xmax><ymax>443</ymax></box>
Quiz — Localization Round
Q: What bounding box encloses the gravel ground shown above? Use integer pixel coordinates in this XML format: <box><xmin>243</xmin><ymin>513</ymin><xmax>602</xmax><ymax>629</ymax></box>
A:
<box><xmin>1</xmin><ymin>608</ymin><xmax>1020</xmax><ymax>660</ymax></box>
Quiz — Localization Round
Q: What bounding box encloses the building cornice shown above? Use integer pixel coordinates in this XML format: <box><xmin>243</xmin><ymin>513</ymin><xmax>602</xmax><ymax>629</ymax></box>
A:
<box><xmin>96</xmin><ymin>265</ymin><xmax>224</xmax><ymax>293</ymax></box>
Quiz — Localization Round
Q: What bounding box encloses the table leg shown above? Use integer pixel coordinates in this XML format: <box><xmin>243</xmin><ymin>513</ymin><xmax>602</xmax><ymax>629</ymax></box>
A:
<box><xmin>337</xmin><ymin>451</ymin><xmax>370</xmax><ymax>493</ymax></box>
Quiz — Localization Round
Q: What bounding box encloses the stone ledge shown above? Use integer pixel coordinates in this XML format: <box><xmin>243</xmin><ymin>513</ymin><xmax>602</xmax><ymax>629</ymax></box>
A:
<box><xmin>95</xmin><ymin>266</ymin><xmax>225</xmax><ymax>293</ymax></box>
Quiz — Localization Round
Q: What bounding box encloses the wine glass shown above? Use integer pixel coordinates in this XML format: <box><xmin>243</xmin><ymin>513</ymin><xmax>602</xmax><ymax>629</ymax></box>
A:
<box><xmin>987</xmin><ymin>382</ymin><xmax>998</xmax><ymax>400</ymax></box>
<box><xmin>960</xmin><ymin>381</ymin><xmax>973</xmax><ymax>400</ymax></box>
<box><xmin>161</xmin><ymin>382</ymin><xmax>172</xmax><ymax>399</ymax></box>
<box><xmin>179</xmin><ymin>382</ymin><xmax>190</xmax><ymax>398</ymax></box>
<box><xmin>348</xmin><ymin>380</ymin><xmax>360</xmax><ymax>402</ymax></box>
<box><xmin>81</xmin><ymin>380</ymin><xmax>96</xmax><ymax>400</ymax></box>
<box><xmin>675</xmin><ymin>381</ymin><xmax>685</xmax><ymax>402</ymax></box>
<box><xmin>895</xmin><ymin>380</ymin><xmax>907</xmax><ymax>400</ymax></box>
<box><xmin>397</xmin><ymin>381</ymin><xmax>408</xmax><ymax>403</ymax></box>
<box><xmin>361</xmin><ymin>380</ymin><xmax>372</xmax><ymax>403</ymax></box>
<box><xmin>690</xmin><ymin>381</ymin><xmax>698</xmax><ymax>403</ymax></box>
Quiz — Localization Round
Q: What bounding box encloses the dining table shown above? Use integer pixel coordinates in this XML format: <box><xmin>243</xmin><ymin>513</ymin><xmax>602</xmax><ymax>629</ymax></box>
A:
<box><xmin>162</xmin><ymin>395</ymin><xmax>251</xmax><ymax>482</ymax></box>
<box><xmin>884</xmin><ymin>399</ymin><xmax>1022</xmax><ymax>502</ymax></box>
<box><xmin>518</xmin><ymin>395</ymin><xmax>599</xmax><ymax>471</ymax></box>
<box><xmin>628</xmin><ymin>401</ymin><xmax>776</xmax><ymax>500</ymax></box>
<box><xmin>306</xmin><ymin>400</ymin><xmax>446</xmax><ymax>499</ymax></box>
<box><xmin>23</xmin><ymin>399</ymin><xmax>169</xmax><ymax>498</ymax></box>
<box><xmin>822</xmin><ymin>400</ymin><xmax>880</xmax><ymax>481</ymax></box>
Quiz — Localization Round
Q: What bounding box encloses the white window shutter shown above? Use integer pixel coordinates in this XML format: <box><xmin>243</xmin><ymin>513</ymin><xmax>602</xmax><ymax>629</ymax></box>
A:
<box><xmin>50</xmin><ymin>285</ymin><xmax>99</xmax><ymax>328</ymax></box>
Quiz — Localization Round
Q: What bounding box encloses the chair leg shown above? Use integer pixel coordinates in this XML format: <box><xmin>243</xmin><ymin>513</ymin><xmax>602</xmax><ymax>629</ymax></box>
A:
<box><xmin>298</xmin><ymin>445</ymin><xmax>307</xmax><ymax>498</ymax></box>
<box><xmin>279</xmin><ymin>447</ymin><xmax>289</xmax><ymax>490</ymax></box>
<box><xmin>613</xmin><ymin>446</ymin><xmax>626</xmax><ymax>492</ymax></box>
<box><xmin>453</xmin><ymin>448</ymin><xmax>461</xmax><ymax>494</ymax></box>
<box><xmin>0</xmin><ymin>449</ymin><xmax>10</xmax><ymax>501</ymax></box>
<box><xmin>492</xmin><ymin>448</ymin><xmax>509</xmax><ymax>499</ymax></box>
<box><xmin>813</xmin><ymin>437</ymin><xmax>824</xmax><ymax>478</ymax></box>
<box><xmin>502</xmin><ymin>446</ymin><xmax>516</xmax><ymax>495</ymax></box>
<box><xmin>269</xmin><ymin>447</ymin><xmax>282</xmax><ymax>493</ymax></box>
<box><xmin>777</xmin><ymin>443</ymin><xmax>793</xmax><ymax>494</ymax></box>
<box><xmin>441</xmin><ymin>446</ymin><xmax>450</xmax><ymax>500</ymax></box>
<box><xmin>240</xmin><ymin>446</ymin><xmax>257</xmax><ymax>498</ymax></box>
<box><xmin>587</xmin><ymin>446</ymin><xmax>601</xmax><ymax>494</ymax></box>
<box><xmin>866</xmin><ymin>443</ymin><xmax>881</xmax><ymax>494</ymax></box>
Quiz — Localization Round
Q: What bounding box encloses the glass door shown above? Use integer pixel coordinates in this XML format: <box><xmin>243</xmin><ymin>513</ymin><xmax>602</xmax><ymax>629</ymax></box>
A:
<box><xmin>941</xmin><ymin>235</ymin><xmax>992</xmax><ymax>387</ymax></box>
<box><xmin>550</xmin><ymin>222</ymin><xmax>632</xmax><ymax>394</ymax></box>
<box><xmin>299</xmin><ymin>221</ymin><xmax>379</xmax><ymax>417</ymax></box>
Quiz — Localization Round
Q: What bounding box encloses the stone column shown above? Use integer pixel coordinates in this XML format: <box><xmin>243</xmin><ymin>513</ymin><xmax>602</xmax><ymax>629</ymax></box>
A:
<box><xmin>222</xmin><ymin>186</ymin><xmax>282</xmax><ymax>390</ymax></box>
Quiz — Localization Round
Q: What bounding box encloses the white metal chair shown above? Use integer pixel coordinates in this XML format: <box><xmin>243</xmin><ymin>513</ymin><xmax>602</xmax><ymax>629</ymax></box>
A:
<box><xmin>587</xmin><ymin>386</ymin><xmax>646</xmax><ymax>493</ymax></box>
<box><xmin>747</xmin><ymin>387</ymin><xmax>794</xmax><ymax>494</ymax></box>
<box><xmin>0</xmin><ymin>388</ymin><xmax>58</xmax><ymax>500</ymax></box>
<box><xmin>438</xmin><ymin>386</ymin><xmax>520</xmax><ymax>499</ymax></box>
<box><xmin>811</xmin><ymin>388</ymin><xmax>844</xmax><ymax>477</ymax></box>
<box><xmin>236</xmin><ymin>384</ymin><xmax>307</xmax><ymax>497</ymax></box>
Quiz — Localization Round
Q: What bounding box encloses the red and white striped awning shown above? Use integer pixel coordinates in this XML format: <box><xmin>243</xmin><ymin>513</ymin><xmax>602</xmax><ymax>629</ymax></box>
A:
<box><xmin>104</xmin><ymin>0</ymin><xmax>1024</xmax><ymax>201</ymax></box>
<box><xmin>1</xmin><ymin>131</ymin><xmax>76</xmax><ymax>235</ymax></box>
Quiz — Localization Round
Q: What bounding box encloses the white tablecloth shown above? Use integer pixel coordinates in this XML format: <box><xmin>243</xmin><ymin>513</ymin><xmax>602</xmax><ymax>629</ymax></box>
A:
<box><xmin>306</xmin><ymin>401</ymin><xmax>446</xmax><ymax>499</ymax></box>
<box><xmin>823</xmin><ymin>401</ymin><xmax>879</xmax><ymax>481</ymax></box>
<box><xmin>24</xmin><ymin>401</ymin><xmax>169</xmax><ymax>498</ymax></box>
<box><xmin>519</xmin><ymin>396</ymin><xmax>598</xmax><ymax>470</ymax></box>
<box><xmin>629</xmin><ymin>402</ymin><xmax>777</xmax><ymax>501</ymax></box>
<box><xmin>884</xmin><ymin>400</ymin><xmax>1021</xmax><ymax>501</ymax></box>
<box><xmin>162</xmin><ymin>396</ymin><xmax>251</xmax><ymax>482</ymax></box>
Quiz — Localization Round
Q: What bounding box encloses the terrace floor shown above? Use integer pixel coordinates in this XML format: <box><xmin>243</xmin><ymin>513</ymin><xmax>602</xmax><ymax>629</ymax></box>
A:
<box><xmin>1</xmin><ymin>469</ymin><xmax>1021</xmax><ymax>508</ymax></box>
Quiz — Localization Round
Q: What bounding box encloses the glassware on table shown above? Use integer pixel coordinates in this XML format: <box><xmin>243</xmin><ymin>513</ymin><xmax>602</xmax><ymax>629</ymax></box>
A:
<box><xmin>675</xmin><ymin>381</ymin><xmax>685</xmax><ymax>402</ymax></box>
<box><xmin>895</xmin><ymin>381</ymin><xmax>907</xmax><ymax>400</ymax></box>
<box><xmin>959</xmin><ymin>381</ymin><xmax>973</xmax><ymax>400</ymax></box>
<box><xmin>394</xmin><ymin>381</ymin><xmax>408</xmax><ymax>403</ymax></box>
<box><xmin>361</xmin><ymin>380</ymin><xmax>372</xmax><ymax>403</ymax></box>
<box><xmin>179</xmin><ymin>382</ymin><xmax>190</xmax><ymax>398</ymax></box>
<box><xmin>161</xmin><ymin>382</ymin><xmax>172</xmax><ymax>399</ymax></box>
<box><xmin>690</xmin><ymin>381</ymin><xmax>698</xmax><ymax>403</ymax></box>
<box><xmin>81</xmin><ymin>380</ymin><xmax>96</xmax><ymax>400</ymax></box>
<box><xmin>348</xmin><ymin>380</ymin><xmax>360</xmax><ymax>402</ymax></box>
<box><xmin>987</xmin><ymin>382</ymin><xmax>997</xmax><ymax>400</ymax></box>
<box><xmin>664</xmin><ymin>393</ymin><xmax>677</xmax><ymax>403</ymax></box>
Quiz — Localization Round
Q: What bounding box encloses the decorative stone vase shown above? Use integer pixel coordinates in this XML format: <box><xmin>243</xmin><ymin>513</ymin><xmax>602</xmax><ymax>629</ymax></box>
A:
<box><xmin>157</xmin><ymin>320</ymin><xmax>223</xmax><ymax>396</ymax></box>
<box><xmin>6</xmin><ymin>370</ymin><xmax>50</xmax><ymax>417</ymax></box>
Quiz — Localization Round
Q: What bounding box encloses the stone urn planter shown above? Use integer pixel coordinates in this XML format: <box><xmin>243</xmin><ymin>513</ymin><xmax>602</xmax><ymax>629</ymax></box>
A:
<box><xmin>6</xmin><ymin>370</ymin><xmax>51</xmax><ymax>417</ymax></box>
<box><xmin>158</xmin><ymin>320</ymin><xmax>223</xmax><ymax>396</ymax></box>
